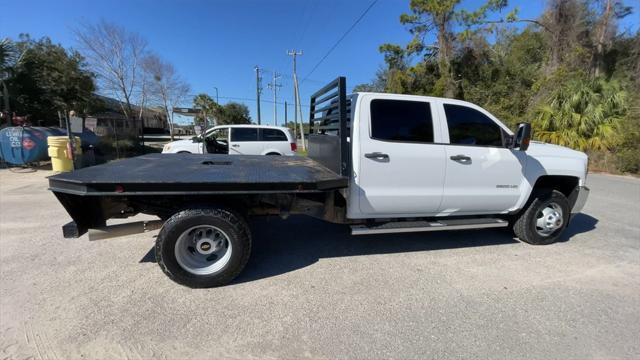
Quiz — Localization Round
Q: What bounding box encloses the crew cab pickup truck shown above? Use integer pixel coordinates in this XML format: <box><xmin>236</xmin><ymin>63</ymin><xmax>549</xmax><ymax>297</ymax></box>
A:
<box><xmin>49</xmin><ymin>77</ymin><xmax>590</xmax><ymax>288</ymax></box>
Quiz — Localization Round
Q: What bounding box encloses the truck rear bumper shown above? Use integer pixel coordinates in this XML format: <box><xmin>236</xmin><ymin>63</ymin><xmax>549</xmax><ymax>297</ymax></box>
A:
<box><xmin>570</xmin><ymin>186</ymin><xmax>590</xmax><ymax>214</ymax></box>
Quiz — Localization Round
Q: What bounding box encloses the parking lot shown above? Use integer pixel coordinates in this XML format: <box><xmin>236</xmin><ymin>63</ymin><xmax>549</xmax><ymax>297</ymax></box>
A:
<box><xmin>1</xmin><ymin>168</ymin><xmax>639</xmax><ymax>359</ymax></box>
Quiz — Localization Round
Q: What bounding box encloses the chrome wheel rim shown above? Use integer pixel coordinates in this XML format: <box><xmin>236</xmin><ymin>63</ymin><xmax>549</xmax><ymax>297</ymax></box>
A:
<box><xmin>535</xmin><ymin>202</ymin><xmax>564</xmax><ymax>237</ymax></box>
<box><xmin>174</xmin><ymin>225</ymin><xmax>232</xmax><ymax>275</ymax></box>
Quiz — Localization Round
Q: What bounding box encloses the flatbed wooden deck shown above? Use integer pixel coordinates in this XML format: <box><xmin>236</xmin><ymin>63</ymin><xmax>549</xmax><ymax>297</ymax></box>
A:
<box><xmin>48</xmin><ymin>153</ymin><xmax>348</xmax><ymax>195</ymax></box>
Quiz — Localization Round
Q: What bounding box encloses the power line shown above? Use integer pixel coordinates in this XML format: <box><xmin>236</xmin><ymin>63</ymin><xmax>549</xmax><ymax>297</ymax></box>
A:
<box><xmin>295</xmin><ymin>0</ymin><xmax>316</xmax><ymax>49</ymax></box>
<box><xmin>259</xmin><ymin>67</ymin><xmax>326</xmax><ymax>84</ymax></box>
<box><xmin>267</xmin><ymin>72</ymin><xmax>282</xmax><ymax>125</ymax></box>
<box><xmin>185</xmin><ymin>94</ymin><xmax>310</xmax><ymax>108</ymax></box>
<box><xmin>175</xmin><ymin>94</ymin><xmax>310</xmax><ymax>126</ymax></box>
<box><xmin>301</xmin><ymin>0</ymin><xmax>378</xmax><ymax>83</ymax></box>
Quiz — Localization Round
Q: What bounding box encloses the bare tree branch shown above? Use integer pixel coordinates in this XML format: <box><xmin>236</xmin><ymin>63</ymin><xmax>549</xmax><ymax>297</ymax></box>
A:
<box><xmin>74</xmin><ymin>20</ymin><xmax>148</xmax><ymax>126</ymax></box>
<box><xmin>142</xmin><ymin>54</ymin><xmax>191</xmax><ymax>140</ymax></box>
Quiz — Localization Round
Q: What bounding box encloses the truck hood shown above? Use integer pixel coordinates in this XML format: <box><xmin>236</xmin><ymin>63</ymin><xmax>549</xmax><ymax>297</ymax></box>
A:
<box><xmin>526</xmin><ymin>141</ymin><xmax>587</xmax><ymax>161</ymax></box>
<box><xmin>524</xmin><ymin>141</ymin><xmax>588</xmax><ymax>184</ymax></box>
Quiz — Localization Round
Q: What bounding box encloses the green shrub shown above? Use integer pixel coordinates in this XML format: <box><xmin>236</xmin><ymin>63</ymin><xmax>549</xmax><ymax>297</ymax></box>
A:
<box><xmin>616</xmin><ymin>148</ymin><xmax>640</xmax><ymax>173</ymax></box>
<box><xmin>614</xmin><ymin>99</ymin><xmax>640</xmax><ymax>174</ymax></box>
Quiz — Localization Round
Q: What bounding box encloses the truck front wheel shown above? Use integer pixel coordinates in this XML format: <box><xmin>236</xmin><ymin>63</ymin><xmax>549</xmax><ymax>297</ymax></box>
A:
<box><xmin>155</xmin><ymin>207</ymin><xmax>251</xmax><ymax>288</ymax></box>
<box><xmin>513</xmin><ymin>189</ymin><xmax>570</xmax><ymax>245</ymax></box>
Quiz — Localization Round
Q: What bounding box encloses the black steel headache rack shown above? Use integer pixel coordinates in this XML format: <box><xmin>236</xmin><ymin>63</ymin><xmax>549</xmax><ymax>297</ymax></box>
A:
<box><xmin>308</xmin><ymin>76</ymin><xmax>351</xmax><ymax>177</ymax></box>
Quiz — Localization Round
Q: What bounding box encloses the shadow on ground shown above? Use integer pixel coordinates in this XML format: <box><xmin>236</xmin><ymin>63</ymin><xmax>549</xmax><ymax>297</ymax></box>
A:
<box><xmin>0</xmin><ymin>161</ymin><xmax>52</xmax><ymax>172</ymax></box>
<box><xmin>139</xmin><ymin>213</ymin><xmax>598</xmax><ymax>284</ymax></box>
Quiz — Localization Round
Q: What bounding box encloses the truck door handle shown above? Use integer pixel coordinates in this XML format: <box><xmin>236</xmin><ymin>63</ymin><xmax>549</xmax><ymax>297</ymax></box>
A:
<box><xmin>364</xmin><ymin>152</ymin><xmax>389</xmax><ymax>160</ymax></box>
<box><xmin>450</xmin><ymin>154</ymin><xmax>471</xmax><ymax>162</ymax></box>
<box><xmin>232</xmin><ymin>144</ymin><xmax>240</xmax><ymax>148</ymax></box>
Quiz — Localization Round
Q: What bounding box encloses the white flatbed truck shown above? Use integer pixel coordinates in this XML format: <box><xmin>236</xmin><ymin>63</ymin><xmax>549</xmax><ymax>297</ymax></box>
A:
<box><xmin>49</xmin><ymin>77</ymin><xmax>590</xmax><ymax>288</ymax></box>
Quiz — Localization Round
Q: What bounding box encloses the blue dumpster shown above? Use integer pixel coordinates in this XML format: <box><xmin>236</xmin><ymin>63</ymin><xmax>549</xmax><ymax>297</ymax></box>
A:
<box><xmin>0</xmin><ymin>127</ymin><xmax>64</xmax><ymax>165</ymax></box>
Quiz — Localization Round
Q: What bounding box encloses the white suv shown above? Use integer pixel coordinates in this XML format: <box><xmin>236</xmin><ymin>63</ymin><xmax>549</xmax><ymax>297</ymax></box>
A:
<box><xmin>162</xmin><ymin>125</ymin><xmax>297</xmax><ymax>155</ymax></box>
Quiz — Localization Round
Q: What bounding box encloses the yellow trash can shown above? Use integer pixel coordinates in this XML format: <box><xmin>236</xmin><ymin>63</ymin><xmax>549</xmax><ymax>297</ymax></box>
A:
<box><xmin>47</xmin><ymin>136</ymin><xmax>82</xmax><ymax>172</ymax></box>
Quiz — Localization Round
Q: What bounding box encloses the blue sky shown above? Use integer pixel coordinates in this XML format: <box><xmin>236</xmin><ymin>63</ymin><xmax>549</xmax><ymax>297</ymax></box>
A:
<box><xmin>1</xmin><ymin>0</ymin><xmax>638</xmax><ymax>125</ymax></box>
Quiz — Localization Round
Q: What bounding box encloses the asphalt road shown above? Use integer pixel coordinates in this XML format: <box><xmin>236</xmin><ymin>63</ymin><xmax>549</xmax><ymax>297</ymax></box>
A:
<box><xmin>1</xmin><ymin>169</ymin><xmax>639</xmax><ymax>359</ymax></box>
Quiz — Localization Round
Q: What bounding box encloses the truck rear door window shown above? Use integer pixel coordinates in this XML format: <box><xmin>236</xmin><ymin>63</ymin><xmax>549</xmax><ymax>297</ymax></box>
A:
<box><xmin>444</xmin><ymin>104</ymin><xmax>503</xmax><ymax>146</ymax></box>
<box><xmin>370</xmin><ymin>99</ymin><xmax>434</xmax><ymax>143</ymax></box>
<box><xmin>231</xmin><ymin>128</ymin><xmax>258</xmax><ymax>142</ymax></box>
<box><xmin>260</xmin><ymin>128</ymin><xmax>288</xmax><ymax>141</ymax></box>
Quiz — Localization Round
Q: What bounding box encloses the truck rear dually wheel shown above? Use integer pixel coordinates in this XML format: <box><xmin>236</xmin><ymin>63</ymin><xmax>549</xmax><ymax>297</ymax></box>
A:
<box><xmin>513</xmin><ymin>189</ymin><xmax>570</xmax><ymax>245</ymax></box>
<box><xmin>155</xmin><ymin>207</ymin><xmax>251</xmax><ymax>288</ymax></box>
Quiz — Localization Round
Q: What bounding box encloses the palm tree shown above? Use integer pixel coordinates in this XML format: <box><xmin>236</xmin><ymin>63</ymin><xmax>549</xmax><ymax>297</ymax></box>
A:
<box><xmin>0</xmin><ymin>38</ymin><xmax>17</xmax><ymax>74</ymax></box>
<box><xmin>1</xmin><ymin>38</ymin><xmax>19</xmax><ymax>123</ymax></box>
<box><xmin>0</xmin><ymin>38</ymin><xmax>28</xmax><ymax>125</ymax></box>
<box><xmin>192</xmin><ymin>93</ymin><xmax>220</xmax><ymax>128</ymax></box>
<box><xmin>532</xmin><ymin>77</ymin><xmax>627</xmax><ymax>151</ymax></box>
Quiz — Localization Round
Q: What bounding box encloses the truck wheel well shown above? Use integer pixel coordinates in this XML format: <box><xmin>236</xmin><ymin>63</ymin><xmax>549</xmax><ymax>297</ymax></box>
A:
<box><xmin>532</xmin><ymin>175</ymin><xmax>579</xmax><ymax>198</ymax></box>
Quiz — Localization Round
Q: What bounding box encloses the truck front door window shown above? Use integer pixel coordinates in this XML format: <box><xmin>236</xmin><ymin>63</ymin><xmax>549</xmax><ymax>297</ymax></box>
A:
<box><xmin>444</xmin><ymin>104</ymin><xmax>503</xmax><ymax>147</ymax></box>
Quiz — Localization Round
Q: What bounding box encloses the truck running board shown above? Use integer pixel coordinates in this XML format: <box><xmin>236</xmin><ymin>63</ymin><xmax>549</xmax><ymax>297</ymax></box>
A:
<box><xmin>350</xmin><ymin>218</ymin><xmax>508</xmax><ymax>236</ymax></box>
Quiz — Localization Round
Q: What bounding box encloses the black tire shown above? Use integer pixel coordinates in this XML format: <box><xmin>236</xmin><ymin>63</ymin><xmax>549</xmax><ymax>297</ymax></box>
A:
<box><xmin>157</xmin><ymin>213</ymin><xmax>173</xmax><ymax>222</ymax></box>
<box><xmin>265</xmin><ymin>152</ymin><xmax>281</xmax><ymax>156</ymax></box>
<box><xmin>513</xmin><ymin>189</ymin><xmax>570</xmax><ymax>245</ymax></box>
<box><xmin>155</xmin><ymin>207</ymin><xmax>251</xmax><ymax>288</ymax></box>
<box><xmin>177</xmin><ymin>151</ymin><xmax>191</xmax><ymax>154</ymax></box>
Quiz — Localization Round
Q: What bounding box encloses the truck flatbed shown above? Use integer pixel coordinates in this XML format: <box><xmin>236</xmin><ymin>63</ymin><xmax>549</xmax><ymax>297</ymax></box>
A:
<box><xmin>49</xmin><ymin>153</ymin><xmax>348</xmax><ymax>195</ymax></box>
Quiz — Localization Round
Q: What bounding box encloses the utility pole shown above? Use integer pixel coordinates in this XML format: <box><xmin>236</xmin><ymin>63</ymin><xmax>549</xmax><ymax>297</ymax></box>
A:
<box><xmin>212</xmin><ymin>86</ymin><xmax>219</xmax><ymax>126</ymax></box>
<box><xmin>284</xmin><ymin>101</ymin><xmax>288</xmax><ymax>127</ymax></box>
<box><xmin>287</xmin><ymin>50</ymin><xmax>306</xmax><ymax>151</ymax></box>
<box><xmin>267</xmin><ymin>71</ymin><xmax>282</xmax><ymax>125</ymax></box>
<box><xmin>254</xmin><ymin>66</ymin><xmax>262</xmax><ymax>125</ymax></box>
<box><xmin>212</xmin><ymin>87</ymin><xmax>219</xmax><ymax>103</ymax></box>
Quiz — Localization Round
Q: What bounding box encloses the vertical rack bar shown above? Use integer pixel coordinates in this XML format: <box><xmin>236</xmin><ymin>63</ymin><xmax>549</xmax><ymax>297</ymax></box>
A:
<box><xmin>337</xmin><ymin>77</ymin><xmax>348</xmax><ymax>176</ymax></box>
<box><xmin>307</xmin><ymin>77</ymin><xmax>349</xmax><ymax>176</ymax></box>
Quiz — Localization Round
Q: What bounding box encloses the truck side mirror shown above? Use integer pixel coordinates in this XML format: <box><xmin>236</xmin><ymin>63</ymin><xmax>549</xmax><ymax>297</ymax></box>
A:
<box><xmin>514</xmin><ymin>123</ymin><xmax>531</xmax><ymax>151</ymax></box>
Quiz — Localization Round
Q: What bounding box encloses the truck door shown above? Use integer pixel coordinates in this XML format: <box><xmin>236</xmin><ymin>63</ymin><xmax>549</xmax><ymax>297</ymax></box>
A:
<box><xmin>439</xmin><ymin>103</ymin><xmax>526</xmax><ymax>214</ymax></box>
<box><xmin>357</xmin><ymin>97</ymin><xmax>446</xmax><ymax>217</ymax></box>
<box><xmin>229</xmin><ymin>128</ymin><xmax>261</xmax><ymax>155</ymax></box>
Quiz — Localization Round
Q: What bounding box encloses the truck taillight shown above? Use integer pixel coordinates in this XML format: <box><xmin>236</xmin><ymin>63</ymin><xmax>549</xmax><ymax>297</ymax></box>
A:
<box><xmin>291</xmin><ymin>142</ymin><xmax>297</xmax><ymax>152</ymax></box>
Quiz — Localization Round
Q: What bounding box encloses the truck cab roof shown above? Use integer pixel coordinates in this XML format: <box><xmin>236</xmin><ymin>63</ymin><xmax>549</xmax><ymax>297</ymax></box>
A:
<box><xmin>351</xmin><ymin>92</ymin><xmax>514</xmax><ymax>135</ymax></box>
